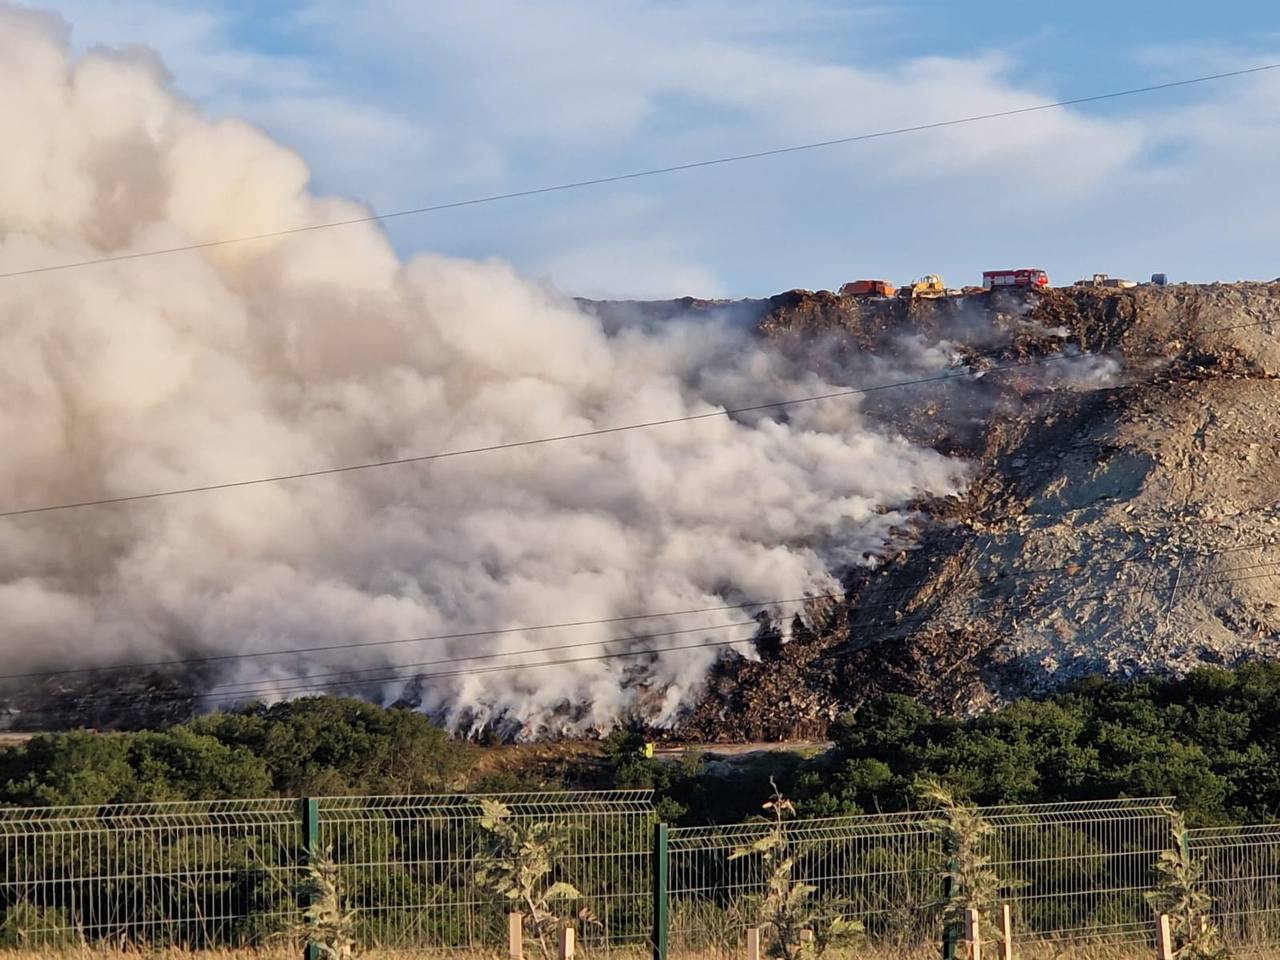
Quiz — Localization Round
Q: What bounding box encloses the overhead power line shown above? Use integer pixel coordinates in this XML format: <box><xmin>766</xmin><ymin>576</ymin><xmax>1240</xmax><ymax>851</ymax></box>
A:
<box><xmin>32</xmin><ymin>630</ymin><xmax>790</xmax><ymax>713</ymax></box>
<box><xmin>34</xmin><ymin>556</ymin><xmax>1280</xmax><ymax>714</ymax></box>
<box><xmin>0</xmin><ymin>612</ymin><xmax>791</xmax><ymax>683</ymax></box>
<box><xmin>205</xmin><ymin>632</ymin><xmax>785</xmax><ymax>705</ymax></box>
<box><xmin>6</xmin><ymin>525</ymin><xmax>1277</xmax><ymax>685</ymax></box>
<box><xmin>0</xmin><ymin>597</ymin><xmax>816</xmax><ymax>681</ymax></box>
<box><xmin>17</xmin><ymin>534</ymin><xmax>1280</xmax><ymax>702</ymax></box>
<box><xmin>209</xmin><ymin>564</ymin><xmax>1280</xmax><ymax>704</ymax></box>
<box><xmin>4</xmin><ymin>311</ymin><xmax>1277</xmax><ymax>521</ymax></box>
<box><xmin>0</xmin><ymin>352</ymin><xmax>1081</xmax><ymax>519</ymax></box>
<box><xmin>1</xmin><ymin>63</ymin><xmax>1278</xmax><ymax>284</ymax></box>
<box><xmin>177</xmin><ymin>619</ymin><xmax>769</xmax><ymax>694</ymax></box>
<box><xmin>115</xmin><ymin>556</ymin><xmax>1280</xmax><ymax>706</ymax></box>
<box><xmin>163</xmin><ymin>556</ymin><xmax>1280</xmax><ymax>702</ymax></box>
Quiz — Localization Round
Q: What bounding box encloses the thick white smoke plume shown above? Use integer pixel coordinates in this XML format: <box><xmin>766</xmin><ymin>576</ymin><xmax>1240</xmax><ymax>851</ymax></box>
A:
<box><xmin>0</xmin><ymin>8</ymin><xmax>973</xmax><ymax>734</ymax></box>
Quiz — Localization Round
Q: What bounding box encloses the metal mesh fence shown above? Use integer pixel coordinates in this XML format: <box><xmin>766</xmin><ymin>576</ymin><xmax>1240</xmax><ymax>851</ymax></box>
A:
<box><xmin>668</xmin><ymin>809</ymin><xmax>941</xmax><ymax>955</ymax></box>
<box><xmin>315</xmin><ymin>791</ymin><xmax>654</xmax><ymax>951</ymax></box>
<box><xmin>1191</xmin><ymin>823</ymin><xmax>1280</xmax><ymax>951</ymax></box>
<box><xmin>5</xmin><ymin>790</ymin><xmax>1280</xmax><ymax>955</ymax></box>
<box><xmin>0</xmin><ymin>799</ymin><xmax>301</xmax><ymax>948</ymax></box>
<box><xmin>985</xmin><ymin>798</ymin><xmax>1175</xmax><ymax>946</ymax></box>
<box><xmin>666</xmin><ymin>798</ymin><xmax>1176</xmax><ymax>956</ymax></box>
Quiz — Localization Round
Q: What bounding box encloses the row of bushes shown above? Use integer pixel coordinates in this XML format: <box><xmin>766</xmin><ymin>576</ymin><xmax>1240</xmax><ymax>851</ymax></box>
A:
<box><xmin>799</xmin><ymin>662</ymin><xmax>1280</xmax><ymax>825</ymax></box>
<box><xmin>608</xmin><ymin>662</ymin><xmax>1280</xmax><ymax>827</ymax></box>
<box><xmin>0</xmin><ymin>697</ymin><xmax>476</xmax><ymax>805</ymax></box>
<box><xmin>8</xmin><ymin>662</ymin><xmax>1280</xmax><ymax>824</ymax></box>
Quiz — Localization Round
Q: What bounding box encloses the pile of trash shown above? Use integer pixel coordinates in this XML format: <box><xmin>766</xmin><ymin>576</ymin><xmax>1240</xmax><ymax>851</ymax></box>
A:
<box><xmin>674</xmin><ymin>282</ymin><xmax>1280</xmax><ymax>737</ymax></box>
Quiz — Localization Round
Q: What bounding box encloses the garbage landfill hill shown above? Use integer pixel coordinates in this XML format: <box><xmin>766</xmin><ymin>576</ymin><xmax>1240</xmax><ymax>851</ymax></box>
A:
<box><xmin>592</xmin><ymin>282</ymin><xmax>1280</xmax><ymax>740</ymax></box>
<box><xmin>7</xmin><ymin>283</ymin><xmax>1278</xmax><ymax>741</ymax></box>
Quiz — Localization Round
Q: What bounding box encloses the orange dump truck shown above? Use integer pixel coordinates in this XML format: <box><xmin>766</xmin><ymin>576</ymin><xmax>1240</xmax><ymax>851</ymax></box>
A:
<box><xmin>839</xmin><ymin>279</ymin><xmax>896</xmax><ymax>298</ymax></box>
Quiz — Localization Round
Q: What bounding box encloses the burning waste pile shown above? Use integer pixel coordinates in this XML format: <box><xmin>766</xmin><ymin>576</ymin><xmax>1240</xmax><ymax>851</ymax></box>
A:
<box><xmin>0</xmin><ymin>7</ymin><xmax>1132</xmax><ymax>737</ymax></box>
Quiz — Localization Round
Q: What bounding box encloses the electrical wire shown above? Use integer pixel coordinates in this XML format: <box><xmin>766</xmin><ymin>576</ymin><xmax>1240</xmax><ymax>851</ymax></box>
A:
<box><xmin>74</xmin><ymin>618</ymin><xmax>771</xmax><ymax>692</ymax></box>
<box><xmin>0</xmin><ymin>598</ymin><xmax>811</xmax><ymax>681</ymax></box>
<box><xmin>31</xmin><ymin>547</ymin><xmax>1280</xmax><ymax>714</ymax></box>
<box><xmin>10</xmin><ymin>522</ymin><xmax>1279</xmax><ymax>687</ymax></box>
<box><xmin>5</xmin><ymin>310</ymin><xmax>1279</xmax><ymax>521</ymax></box>
<box><xmin>0</xmin><ymin>352</ymin><xmax>1080</xmax><ymax>519</ymax></box>
<box><xmin>24</xmin><ymin>545</ymin><xmax>1280</xmax><ymax>710</ymax></box>
<box><xmin>201</xmin><ymin>561</ymin><xmax>1280</xmax><ymax>705</ymax></box>
<box><xmin>2</xmin><ymin>63</ymin><xmax>1277</xmax><ymax>283</ymax></box>
<box><xmin>32</xmin><ymin>630</ymin><xmax>792</xmax><ymax>713</ymax></box>
<box><xmin>194</xmin><ymin>556</ymin><xmax>1280</xmax><ymax>699</ymax></box>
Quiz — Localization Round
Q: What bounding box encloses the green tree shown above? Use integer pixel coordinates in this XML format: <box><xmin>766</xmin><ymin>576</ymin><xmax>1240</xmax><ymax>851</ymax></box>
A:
<box><xmin>189</xmin><ymin>696</ymin><xmax>474</xmax><ymax>794</ymax></box>
<box><xmin>0</xmin><ymin>728</ymin><xmax>270</xmax><ymax>805</ymax></box>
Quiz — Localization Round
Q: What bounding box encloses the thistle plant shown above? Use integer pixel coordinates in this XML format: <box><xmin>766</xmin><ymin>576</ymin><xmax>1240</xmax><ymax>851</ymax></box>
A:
<box><xmin>1146</xmin><ymin>811</ymin><xmax>1228</xmax><ymax>960</ymax></box>
<box><xmin>919</xmin><ymin>780</ymin><xmax>1006</xmax><ymax>949</ymax></box>
<box><xmin>729</xmin><ymin>781</ymin><xmax>864</xmax><ymax>960</ymax></box>
<box><xmin>474</xmin><ymin>799</ymin><xmax>597</xmax><ymax>960</ymax></box>
<box><xmin>298</xmin><ymin>852</ymin><xmax>357</xmax><ymax>959</ymax></box>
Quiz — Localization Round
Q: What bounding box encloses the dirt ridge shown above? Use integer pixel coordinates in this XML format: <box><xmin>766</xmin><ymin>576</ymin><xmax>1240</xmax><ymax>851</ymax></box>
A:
<box><xmin>668</xmin><ymin>282</ymin><xmax>1280</xmax><ymax>740</ymax></box>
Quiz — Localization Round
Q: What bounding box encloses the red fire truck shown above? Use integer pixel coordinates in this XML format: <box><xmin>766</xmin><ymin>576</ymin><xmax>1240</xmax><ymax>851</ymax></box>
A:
<box><xmin>982</xmin><ymin>268</ymin><xmax>1050</xmax><ymax>290</ymax></box>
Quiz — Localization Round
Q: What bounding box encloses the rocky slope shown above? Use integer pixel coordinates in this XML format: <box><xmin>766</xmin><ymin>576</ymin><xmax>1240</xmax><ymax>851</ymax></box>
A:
<box><xmin>592</xmin><ymin>283</ymin><xmax>1280</xmax><ymax>740</ymax></box>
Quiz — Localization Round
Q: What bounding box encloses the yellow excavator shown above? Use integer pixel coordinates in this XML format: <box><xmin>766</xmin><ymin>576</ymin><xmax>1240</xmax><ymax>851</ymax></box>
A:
<box><xmin>900</xmin><ymin>274</ymin><xmax>947</xmax><ymax>299</ymax></box>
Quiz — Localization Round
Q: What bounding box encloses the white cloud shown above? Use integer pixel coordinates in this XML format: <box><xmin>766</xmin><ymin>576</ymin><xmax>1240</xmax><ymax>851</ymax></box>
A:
<box><xmin>295</xmin><ymin>0</ymin><xmax>1138</xmax><ymax>190</ymax></box>
<box><xmin>271</xmin><ymin>0</ymin><xmax>1161</xmax><ymax>295</ymax></box>
<box><xmin>23</xmin><ymin>0</ymin><xmax>1280</xmax><ymax>294</ymax></box>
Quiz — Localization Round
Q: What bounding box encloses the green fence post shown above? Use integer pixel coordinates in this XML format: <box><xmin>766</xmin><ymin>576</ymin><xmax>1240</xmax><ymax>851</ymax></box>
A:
<box><xmin>301</xmin><ymin>797</ymin><xmax>320</xmax><ymax>960</ymax></box>
<box><xmin>652</xmin><ymin>822</ymin><xmax>669</xmax><ymax>960</ymax></box>
<box><xmin>942</xmin><ymin>875</ymin><xmax>952</xmax><ymax>960</ymax></box>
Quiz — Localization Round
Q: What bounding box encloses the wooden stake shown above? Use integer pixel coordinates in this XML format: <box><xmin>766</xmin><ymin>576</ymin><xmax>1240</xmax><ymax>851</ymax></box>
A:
<box><xmin>507</xmin><ymin>912</ymin><xmax>523</xmax><ymax>960</ymax></box>
<box><xmin>964</xmin><ymin>908</ymin><xmax>982</xmax><ymax>960</ymax></box>
<box><xmin>1155</xmin><ymin>914</ymin><xmax>1174</xmax><ymax>960</ymax></box>
<box><xmin>746</xmin><ymin>927</ymin><xmax>761</xmax><ymax>960</ymax></box>
<box><xmin>1000</xmin><ymin>904</ymin><xmax>1013</xmax><ymax>960</ymax></box>
<box><xmin>559</xmin><ymin>924</ymin><xmax>575</xmax><ymax>960</ymax></box>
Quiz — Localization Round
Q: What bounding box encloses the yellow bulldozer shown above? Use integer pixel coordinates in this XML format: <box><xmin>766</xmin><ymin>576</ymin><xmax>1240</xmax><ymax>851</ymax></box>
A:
<box><xmin>899</xmin><ymin>274</ymin><xmax>946</xmax><ymax>299</ymax></box>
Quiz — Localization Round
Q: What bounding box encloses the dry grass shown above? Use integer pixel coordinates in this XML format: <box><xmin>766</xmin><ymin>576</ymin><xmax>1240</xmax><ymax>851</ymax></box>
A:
<box><xmin>0</xmin><ymin>944</ymin><xmax>1274</xmax><ymax>960</ymax></box>
<box><xmin>0</xmin><ymin>957</ymin><xmax>450</xmax><ymax>960</ymax></box>
<box><xmin>0</xmin><ymin>953</ymin><xmax>999</xmax><ymax>960</ymax></box>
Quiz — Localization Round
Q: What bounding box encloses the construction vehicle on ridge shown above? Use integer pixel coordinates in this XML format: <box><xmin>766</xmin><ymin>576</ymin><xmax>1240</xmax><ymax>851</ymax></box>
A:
<box><xmin>899</xmin><ymin>274</ymin><xmax>947</xmax><ymax>299</ymax></box>
<box><xmin>839</xmin><ymin>279</ymin><xmax>895</xmax><ymax>298</ymax></box>
<box><xmin>1075</xmin><ymin>273</ymin><xmax>1136</xmax><ymax>289</ymax></box>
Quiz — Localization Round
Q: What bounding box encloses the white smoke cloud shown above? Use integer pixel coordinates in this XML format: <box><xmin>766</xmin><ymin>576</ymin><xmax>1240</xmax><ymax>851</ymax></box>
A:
<box><xmin>0</xmin><ymin>7</ymin><xmax>971</xmax><ymax>735</ymax></box>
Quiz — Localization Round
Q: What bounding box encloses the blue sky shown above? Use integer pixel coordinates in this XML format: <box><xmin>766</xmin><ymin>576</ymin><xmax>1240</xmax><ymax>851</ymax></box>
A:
<box><xmin>34</xmin><ymin>0</ymin><xmax>1280</xmax><ymax>298</ymax></box>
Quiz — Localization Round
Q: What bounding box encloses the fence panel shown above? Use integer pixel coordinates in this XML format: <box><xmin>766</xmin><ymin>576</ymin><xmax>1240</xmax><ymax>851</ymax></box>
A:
<box><xmin>984</xmin><ymin>798</ymin><xmax>1175</xmax><ymax>947</ymax></box>
<box><xmin>1191</xmin><ymin>823</ymin><xmax>1280</xmax><ymax>951</ymax></box>
<box><xmin>0</xmin><ymin>799</ymin><xmax>301</xmax><ymax>949</ymax></box>
<box><xmin>666</xmin><ymin>797</ymin><xmax>1176</xmax><ymax>957</ymax></box>
<box><xmin>316</xmin><ymin>790</ymin><xmax>654</xmax><ymax>951</ymax></box>
<box><xmin>0</xmin><ymin>790</ymin><xmax>1213</xmax><ymax>956</ymax></box>
<box><xmin>667</xmin><ymin>810</ymin><xmax>944</xmax><ymax>956</ymax></box>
